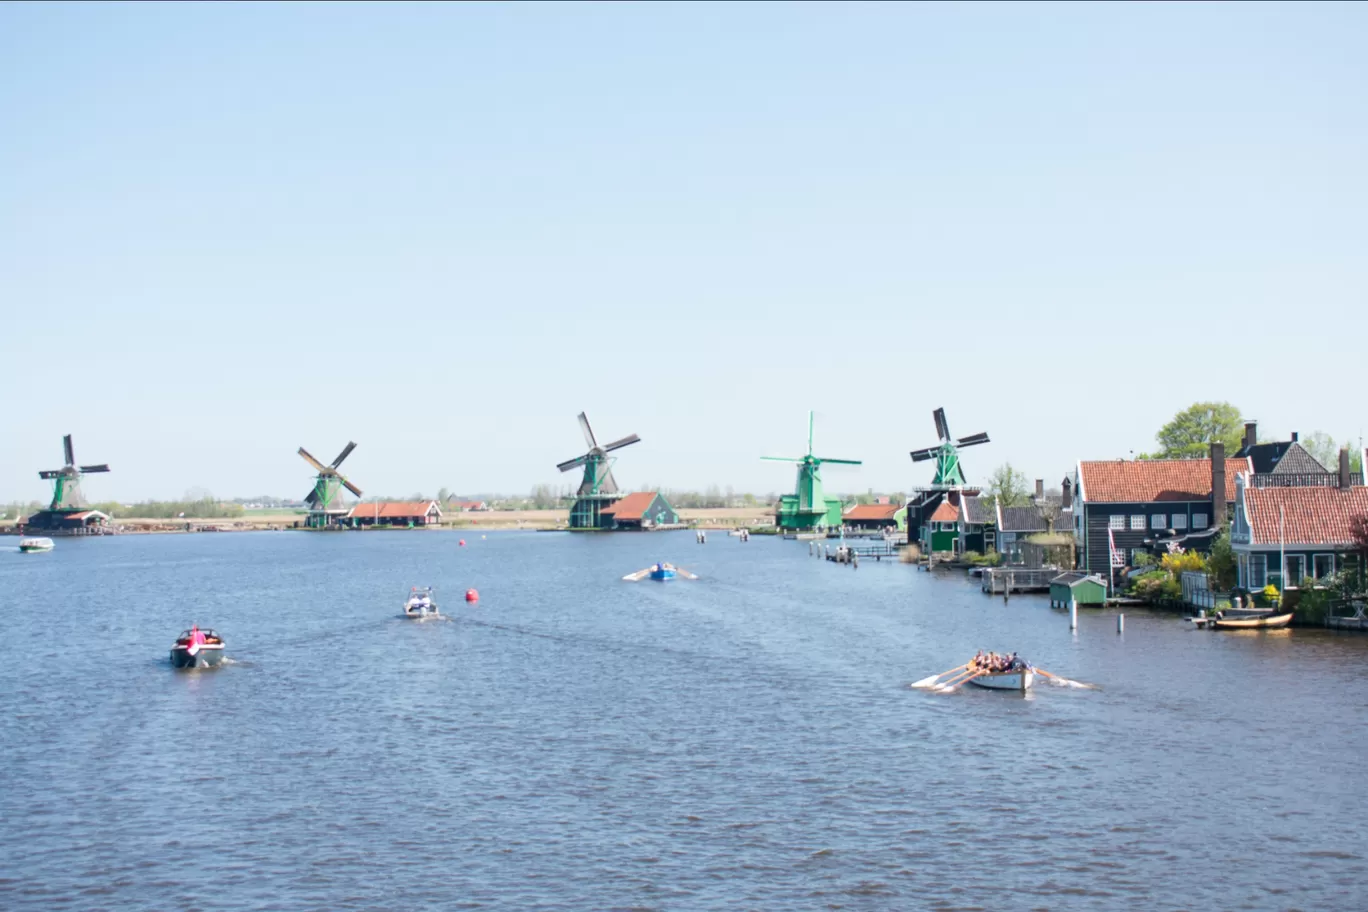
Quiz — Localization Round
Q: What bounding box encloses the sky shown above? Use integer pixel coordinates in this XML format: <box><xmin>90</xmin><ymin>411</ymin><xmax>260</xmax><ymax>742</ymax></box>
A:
<box><xmin>2</xmin><ymin>1</ymin><xmax>1365</xmax><ymax>502</ymax></box>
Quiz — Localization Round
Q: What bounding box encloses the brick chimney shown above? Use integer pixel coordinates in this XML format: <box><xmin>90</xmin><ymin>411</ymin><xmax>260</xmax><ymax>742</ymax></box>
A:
<box><xmin>1035</xmin><ymin>478</ymin><xmax>1044</xmax><ymax>500</ymax></box>
<box><xmin>1340</xmin><ymin>447</ymin><xmax>1352</xmax><ymax>489</ymax></box>
<box><xmin>1291</xmin><ymin>431</ymin><xmax>1299</xmax><ymax>442</ymax></box>
<box><xmin>1243</xmin><ymin>422</ymin><xmax>1257</xmax><ymax>452</ymax></box>
<box><xmin>1061</xmin><ymin>477</ymin><xmax>1073</xmax><ymax>510</ymax></box>
<box><xmin>1210</xmin><ymin>441</ymin><xmax>1227</xmax><ymax>531</ymax></box>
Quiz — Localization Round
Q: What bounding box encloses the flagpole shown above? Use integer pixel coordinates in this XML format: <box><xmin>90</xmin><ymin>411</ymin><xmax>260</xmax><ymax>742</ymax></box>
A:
<box><xmin>1279</xmin><ymin>505</ymin><xmax>1286</xmax><ymax>591</ymax></box>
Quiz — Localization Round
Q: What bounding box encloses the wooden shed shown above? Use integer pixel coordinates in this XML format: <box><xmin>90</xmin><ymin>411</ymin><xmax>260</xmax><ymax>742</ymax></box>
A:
<box><xmin>1049</xmin><ymin>572</ymin><xmax>1108</xmax><ymax>608</ymax></box>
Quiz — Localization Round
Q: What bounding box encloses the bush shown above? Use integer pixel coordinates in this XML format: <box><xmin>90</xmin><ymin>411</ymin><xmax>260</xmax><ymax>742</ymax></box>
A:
<box><xmin>1131</xmin><ymin>570</ymin><xmax>1182</xmax><ymax>602</ymax></box>
<box><xmin>1161</xmin><ymin>550</ymin><xmax>1208</xmax><ymax>575</ymax></box>
<box><xmin>1132</xmin><ymin>551</ymin><xmax>1158</xmax><ymax>569</ymax></box>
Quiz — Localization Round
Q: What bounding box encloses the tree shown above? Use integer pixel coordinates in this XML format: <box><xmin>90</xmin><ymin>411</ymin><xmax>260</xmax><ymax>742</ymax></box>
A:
<box><xmin>1207</xmin><ymin>528</ymin><xmax>1237</xmax><ymax>590</ymax></box>
<box><xmin>1302</xmin><ymin>432</ymin><xmax>1364</xmax><ymax>473</ymax></box>
<box><xmin>1147</xmin><ymin>402</ymin><xmax>1244</xmax><ymax>459</ymax></box>
<box><xmin>984</xmin><ymin>463</ymin><xmax>1030</xmax><ymax>508</ymax></box>
<box><xmin>437</xmin><ymin>487</ymin><xmax>451</xmax><ymax>504</ymax></box>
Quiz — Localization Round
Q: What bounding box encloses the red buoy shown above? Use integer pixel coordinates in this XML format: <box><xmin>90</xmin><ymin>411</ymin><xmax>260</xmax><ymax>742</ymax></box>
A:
<box><xmin>459</xmin><ymin>539</ymin><xmax>466</xmax><ymax>547</ymax></box>
<box><xmin>465</xmin><ymin>588</ymin><xmax>479</xmax><ymax>602</ymax></box>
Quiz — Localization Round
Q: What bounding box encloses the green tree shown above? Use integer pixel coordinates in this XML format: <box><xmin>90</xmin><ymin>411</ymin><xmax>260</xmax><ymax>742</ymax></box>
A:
<box><xmin>1207</xmin><ymin>528</ymin><xmax>1237</xmax><ymax>590</ymax></box>
<box><xmin>437</xmin><ymin>486</ymin><xmax>451</xmax><ymax>503</ymax></box>
<box><xmin>984</xmin><ymin>463</ymin><xmax>1030</xmax><ymax>508</ymax></box>
<box><xmin>1147</xmin><ymin>402</ymin><xmax>1244</xmax><ymax>459</ymax></box>
<box><xmin>1301</xmin><ymin>432</ymin><xmax>1363</xmax><ymax>472</ymax></box>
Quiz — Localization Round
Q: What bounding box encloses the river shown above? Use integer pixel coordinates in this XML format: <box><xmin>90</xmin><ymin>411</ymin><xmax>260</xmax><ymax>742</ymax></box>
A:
<box><xmin>2</xmin><ymin>530</ymin><xmax>1366</xmax><ymax>910</ymax></box>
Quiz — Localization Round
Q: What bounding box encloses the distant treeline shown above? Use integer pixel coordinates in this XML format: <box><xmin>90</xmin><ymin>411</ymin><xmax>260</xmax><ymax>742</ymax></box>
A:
<box><xmin>91</xmin><ymin>499</ymin><xmax>247</xmax><ymax>520</ymax></box>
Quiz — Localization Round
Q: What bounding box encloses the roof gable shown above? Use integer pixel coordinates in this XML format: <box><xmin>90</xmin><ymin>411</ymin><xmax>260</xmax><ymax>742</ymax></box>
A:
<box><xmin>1078</xmin><ymin>458</ymin><xmax>1249</xmax><ymax>504</ymax></box>
<box><xmin>929</xmin><ymin>501</ymin><xmax>959</xmax><ymax>522</ymax></box>
<box><xmin>1267</xmin><ymin>443</ymin><xmax>1330</xmax><ymax>475</ymax></box>
<box><xmin>1244</xmin><ymin>485</ymin><xmax>1368</xmax><ymax>546</ymax></box>
<box><xmin>961</xmin><ymin>495</ymin><xmax>995</xmax><ymax>525</ymax></box>
<box><xmin>998</xmin><ymin>506</ymin><xmax>1047</xmax><ymax>532</ymax></box>
<box><xmin>844</xmin><ymin>503</ymin><xmax>900</xmax><ymax>521</ymax></box>
<box><xmin>349</xmin><ymin>501</ymin><xmax>440</xmax><ymax>518</ymax></box>
<box><xmin>600</xmin><ymin>491</ymin><xmax>659</xmax><ymax>520</ymax></box>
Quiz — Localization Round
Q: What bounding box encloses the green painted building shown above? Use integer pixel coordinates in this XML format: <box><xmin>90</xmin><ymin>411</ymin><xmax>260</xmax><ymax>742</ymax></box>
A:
<box><xmin>763</xmin><ymin>412</ymin><xmax>860</xmax><ymax>532</ymax></box>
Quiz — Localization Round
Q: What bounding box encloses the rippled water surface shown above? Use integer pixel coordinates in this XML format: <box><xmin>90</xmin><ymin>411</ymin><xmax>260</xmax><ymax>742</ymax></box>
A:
<box><xmin>3</xmin><ymin>531</ymin><xmax>1367</xmax><ymax>910</ymax></box>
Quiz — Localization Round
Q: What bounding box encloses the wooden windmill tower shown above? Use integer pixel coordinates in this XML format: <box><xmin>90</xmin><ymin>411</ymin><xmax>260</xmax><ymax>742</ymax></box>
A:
<box><xmin>762</xmin><ymin>412</ymin><xmax>861</xmax><ymax>532</ymax></box>
<box><xmin>26</xmin><ymin>434</ymin><xmax>111</xmax><ymax>531</ymax></box>
<box><xmin>298</xmin><ymin>441</ymin><xmax>362</xmax><ymax>527</ymax></box>
<box><xmin>556</xmin><ymin>412</ymin><xmax>640</xmax><ymax>529</ymax></box>
<box><xmin>907</xmin><ymin>407</ymin><xmax>990</xmax><ymax>554</ymax></box>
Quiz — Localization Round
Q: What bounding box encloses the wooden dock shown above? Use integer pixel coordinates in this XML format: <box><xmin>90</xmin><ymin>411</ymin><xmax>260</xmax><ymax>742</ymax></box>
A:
<box><xmin>823</xmin><ymin>541</ymin><xmax>901</xmax><ymax>562</ymax></box>
<box><xmin>981</xmin><ymin>568</ymin><xmax>1057</xmax><ymax>594</ymax></box>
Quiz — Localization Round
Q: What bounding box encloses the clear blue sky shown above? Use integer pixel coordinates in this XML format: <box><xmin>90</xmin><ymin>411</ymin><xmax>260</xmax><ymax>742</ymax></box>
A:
<box><xmin>3</xmin><ymin>1</ymin><xmax>1365</xmax><ymax>502</ymax></box>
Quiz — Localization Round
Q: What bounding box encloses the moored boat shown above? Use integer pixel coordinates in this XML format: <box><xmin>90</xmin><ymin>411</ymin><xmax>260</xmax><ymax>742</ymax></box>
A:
<box><xmin>18</xmin><ymin>537</ymin><xmax>55</xmax><ymax>553</ymax></box>
<box><xmin>967</xmin><ymin>668</ymin><xmax>1036</xmax><ymax>691</ymax></box>
<box><xmin>404</xmin><ymin>586</ymin><xmax>439</xmax><ymax>619</ymax></box>
<box><xmin>170</xmin><ymin>626</ymin><xmax>225</xmax><ymax>668</ymax></box>
<box><xmin>1213</xmin><ymin>610</ymin><xmax>1293</xmax><ymax>630</ymax></box>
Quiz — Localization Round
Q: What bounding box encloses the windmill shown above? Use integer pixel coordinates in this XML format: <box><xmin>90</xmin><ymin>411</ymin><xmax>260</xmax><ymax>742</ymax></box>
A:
<box><xmin>909</xmin><ymin>407</ymin><xmax>989</xmax><ymax>487</ymax></box>
<box><xmin>908</xmin><ymin>407</ymin><xmax>990</xmax><ymax>556</ymax></box>
<box><xmin>762</xmin><ymin>411</ymin><xmax>861</xmax><ymax>532</ymax></box>
<box><xmin>36</xmin><ymin>434</ymin><xmax>110</xmax><ymax>515</ymax></box>
<box><xmin>557</xmin><ymin>412</ymin><xmax>640</xmax><ymax>528</ymax></box>
<box><xmin>298</xmin><ymin>442</ymin><xmax>362</xmax><ymax>527</ymax></box>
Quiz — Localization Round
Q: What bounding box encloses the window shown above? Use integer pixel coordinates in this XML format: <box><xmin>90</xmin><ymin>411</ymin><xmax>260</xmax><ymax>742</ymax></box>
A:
<box><xmin>1151</xmin><ymin>514</ymin><xmax>1167</xmax><ymax>530</ymax></box>
<box><xmin>1130</xmin><ymin>515</ymin><xmax>1146</xmax><ymax>530</ymax></box>
<box><xmin>1286</xmin><ymin>555</ymin><xmax>1306</xmax><ymax>587</ymax></box>
<box><xmin>1238</xmin><ymin>553</ymin><xmax>1248</xmax><ymax>587</ymax></box>
<box><xmin>1171</xmin><ymin>514</ymin><xmax>1187</xmax><ymax>530</ymax></box>
<box><xmin>1108</xmin><ymin>515</ymin><xmax>1125</xmax><ymax>530</ymax></box>
<box><xmin>1250</xmin><ymin>553</ymin><xmax>1266</xmax><ymax>588</ymax></box>
<box><xmin>1193</xmin><ymin>513</ymin><xmax>1208</xmax><ymax>529</ymax></box>
<box><xmin>1313</xmin><ymin>554</ymin><xmax>1335</xmax><ymax>581</ymax></box>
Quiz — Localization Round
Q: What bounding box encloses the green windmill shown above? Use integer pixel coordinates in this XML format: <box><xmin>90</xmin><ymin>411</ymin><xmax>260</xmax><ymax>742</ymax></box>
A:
<box><xmin>908</xmin><ymin>407</ymin><xmax>990</xmax><ymax>554</ymax></box>
<box><xmin>557</xmin><ymin>412</ymin><xmax>641</xmax><ymax>529</ymax></box>
<box><xmin>909</xmin><ymin>408</ymin><xmax>989</xmax><ymax>486</ymax></box>
<box><xmin>298</xmin><ymin>441</ymin><xmax>363</xmax><ymax>528</ymax></box>
<box><xmin>763</xmin><ymin>412</ymin><xmax>862</xmax><ymax>532</ymax></box>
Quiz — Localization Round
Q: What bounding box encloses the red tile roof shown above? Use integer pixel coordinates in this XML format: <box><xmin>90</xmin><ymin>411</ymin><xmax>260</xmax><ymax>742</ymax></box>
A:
<box><xmin>1079</xmin><ymin>458</ymin><xmax>1250</xmax><ymax>503</ymax></box>
<box><xmin>1244</xmin><ymin>486</ymin><xmax>1368</xmax><ymax>546</ymax></box>
<box><xmin>844</xmin><ymin>503</ymin><xmax>901</xmax><ymax>521</ymax></box>
<box><xmin>348</xmin><ymin>501</ymin><xmax>440</xmax><ymax>519</ymax></box>
<box><xmin>929</xmin><ymin>500</ymin><xmax>959</xmax><ymax>522</ymax></box>
<box><xmin>599</xmin><ymin>491</ymin><xmax>658</xmax><ymax>520</ymax></box>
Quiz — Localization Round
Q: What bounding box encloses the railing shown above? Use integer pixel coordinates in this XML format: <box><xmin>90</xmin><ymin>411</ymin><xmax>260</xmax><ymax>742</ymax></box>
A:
<box><xmin>1250</xmin><ymin>472</ymin><xmax>1363</xmax><ymax>488</ymax></box>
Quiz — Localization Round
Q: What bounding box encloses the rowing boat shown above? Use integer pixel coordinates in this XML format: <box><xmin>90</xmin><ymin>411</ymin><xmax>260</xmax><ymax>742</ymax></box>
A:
<box><xmin>1212</xmin><ymin>611</ymin><xmax>1293</xmax><ymax>630</ymax></box>
<box><xmin>967</xmin><ymin>668</ymin><xmax>1035</xmax><ymax>692</ymax></box>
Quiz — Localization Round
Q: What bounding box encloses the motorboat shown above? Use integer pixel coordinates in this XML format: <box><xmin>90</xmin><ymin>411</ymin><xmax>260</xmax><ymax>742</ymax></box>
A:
<box><xmin>404</xmin><ymin>586</ymin><xmax>440</xmax><ymax>619</ymax></box>
<box><xmin>18</xmin><ymin>537</ymin><xmax>54</xmax><ymax>553</ymax></box>
<box><xmin>170</xmin><ymin>626</ymin><xmax>225</xmax><ymax>668</ymax></box>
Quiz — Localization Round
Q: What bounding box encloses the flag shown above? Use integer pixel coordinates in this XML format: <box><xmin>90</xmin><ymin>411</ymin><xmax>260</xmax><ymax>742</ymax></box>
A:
<box><xmin>1109</xmin><ymin>527</ymin><xmax>1124</xmax><ymax>568</ymax></box>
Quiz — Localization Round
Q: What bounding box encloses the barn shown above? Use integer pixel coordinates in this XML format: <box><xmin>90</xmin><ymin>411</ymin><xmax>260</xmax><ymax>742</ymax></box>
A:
<box><xmin>347</xmin><ymin>501</ymin><xmax>443</xmax><ymax>528</ymax></box>
<box><xmin>599</xmin><ymin>491</ymin><xmax>680</xmax><ymax>530</ymax></box>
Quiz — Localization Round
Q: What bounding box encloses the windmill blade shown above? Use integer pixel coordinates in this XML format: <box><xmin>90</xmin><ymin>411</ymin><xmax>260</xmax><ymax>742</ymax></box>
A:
<box><xmin>331</xmin><ymin>441</ymin><xmax>357</xmax><ymax>468</ymax></box>
<box><xmin>956</xmin><ymin>432</ymin><xmax>990</xmax><ymax>447</ymax></box>
<box><xmin>298</xmin><ymin>447</ymin><xmax>329</xmax><ymax>474</ymax></box>
<box><xmin>305</xmin><ymin>489</ymin><xmax>321</xmax><ymax>507</ymax></box>
<box><xmin>933</xmin><ymin>408</ymin><xmax>950</xmax><ymax>442</ymax></box>
<box><xmin>63</xmin><ymin>434</ymin><xmax>75</xmax><ymax>466</ymax></box>
<box><xmin>341</xmin><ymin>477</ymin><xmax>363</xmax><ymax>498</ymax></box>
<box><xmin>79</xmin><ymin>464</ymin><xmax>111</xmax><ymax>473</ymax></box>
<box><xmin>557</xmin><ymin>454</ymin><xmax>590</xmax><ymax>472</ymax></box>
<box><xmin>817</xmin><ymin>458</ymin><xmax>862</xmax><ymax>465</ymax></box>
<box><xmin>910</xmin><ymin>447</ymin><xmax>939</xmax><ymax>462</ymax></box>
<box><xmin>39</xmin><ymin>470</ymin><xmax>62</xmax><ymax>479</ymax></box>
<box><xmin>601</xmin><ymin>434</ymin><xmax>640</xmax><ymax>453</ymax></box>
<box><xmin>760</xmin><ymin>456</ymin><xmax>804</xmax><ymax>462</ymax></box>
<box><xmin>577</xmin><ymin>412</ymin><xmax>598</xmax><ymax>449</ymax></box>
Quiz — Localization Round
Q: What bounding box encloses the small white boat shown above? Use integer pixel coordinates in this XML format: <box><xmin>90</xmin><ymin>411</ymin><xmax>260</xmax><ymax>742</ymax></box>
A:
<box><xmin>18</xmin><ymin>537</ymin><xmax>55</xmax><ymax>553</ymax></box>
<box><xmin>404</xmin><ymin>587</ymin><xmax>440</xmax><ymax>619</ymax></box>
<box><xmin>968</xmin><ymin>668</ymin><xmax>1035</xmax><ymax>692</ymax></box>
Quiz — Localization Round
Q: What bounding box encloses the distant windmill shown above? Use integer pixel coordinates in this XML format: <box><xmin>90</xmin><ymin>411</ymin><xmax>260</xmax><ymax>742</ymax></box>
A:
<box><xmin>298</xmin><ymin>442</ymin><xmax>362</xmax><ymax>526</ymax></box>
<box><xmin>763</xmin><ymin>411</ymin><xmax>861</xmax><ymax>532</ymax></box>
<box><xmin>38</xmin><ymin>434</ymin><xmax>110</xmax><ymax>511</ymax></box>
<box><xmin>557</xmin><ymin>412</ymin><xmax>640</xmax><ymax>528</ymax></box>
<box><xmin>557</xmin><ymin>412</ymin><xmax>640</xmax><ymax>496</ymax></box>
<box><xmin>909</xmin><ymin>408</ymin><xmax>989</xmax><ymax>487</ymax></box>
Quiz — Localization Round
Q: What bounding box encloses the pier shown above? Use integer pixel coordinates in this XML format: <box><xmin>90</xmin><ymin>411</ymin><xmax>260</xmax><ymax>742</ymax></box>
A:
<box><xmin>981</xmin><ymin>568</ymin><xmax>1056</xmax><ymax>594</ymax></box>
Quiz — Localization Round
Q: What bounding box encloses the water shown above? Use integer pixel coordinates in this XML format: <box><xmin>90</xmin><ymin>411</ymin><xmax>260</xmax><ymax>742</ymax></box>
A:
<box><xmin>2</xmin><ymin>531</ymin><xmax>1367</xmax><ymax>910</ymax></box>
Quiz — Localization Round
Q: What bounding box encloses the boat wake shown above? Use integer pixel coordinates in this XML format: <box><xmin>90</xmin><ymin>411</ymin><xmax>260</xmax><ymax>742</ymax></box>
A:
<box><xmin>1039</xmin><ymin>674</ymin><xmax>1096</xmax><ymax>689</ymax></box>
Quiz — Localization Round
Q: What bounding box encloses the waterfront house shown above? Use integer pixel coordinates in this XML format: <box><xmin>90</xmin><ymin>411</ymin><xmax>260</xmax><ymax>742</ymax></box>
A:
<box><xmin>348</xmin><ymin>501</ymin><xmax>443</xmax><ymax>527</ymax></box>
<box><xmin>1231</xmin><ymin>448</ymin><xmax>1368</xmax><ymax>589</ymax></box>
<box><xmin>997</xmin><ymin>506</ymin><xmax>1047</xmax><ymax>564</ymax></box>
<box><xmin>843</xmin><ymin>503</ymin><xmax>903</xmax><ymax>532</ymax></box>
<box><xmin>1049</xmin><ymin>572</ymin><xmax>1107</xmax><ymax>608</ymax></box>
<box><xmin>1234</xmin><ymin>422</ymin><xmax>1356</xmax><ymax>486</ymax></box>
<box><xmin>960</xmin><ymin>494</ymin><xmax>995</xmax><ymax>554</ymax></box>
<box><xmin>1071</xmin><ymin>445</ymin><xmax>1251</xmax><ymax>577</ymax></box>
<box><xmin>598</xmin><ymin>491</ymin><xmax>680</xmax><ymax>530</ymax></box>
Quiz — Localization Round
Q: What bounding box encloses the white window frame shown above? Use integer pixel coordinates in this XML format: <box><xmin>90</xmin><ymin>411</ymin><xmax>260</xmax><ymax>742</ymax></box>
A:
<box><xmin>1171</xmin><ymin>514</ymin><xmax>1187</xmax><ymax>530</ymax></box>
<box><xmin>1108</xmin><ymin>515</ymin><xmax>1125</xmax><ymax>530</ymax></box>
<box><xmin>1151</xmin><ymin>514</ymin><xmax>1167</xmax><ymax>530</ymax></box>
<box><xmin>1193</xmin><ymin>512</ymin><xmax>1208</xmax><ymax>529</ymax></box>
<box><xmin>1312</xmin><ymin>553</ymin><xmax>1335</xmax><ymax>581</ymax></box>
<box><xmin>1285</xmin><ymin>554</ymin><xmax>1306</xmax><ymax>587</ymax></box>
<box><xmin>1130</xmin><ymin>515</ymin><xmax>1146</xmax><ymax>530</ymax></box>
<box><xmin>1250</xmin><ymin>553</ymin><xmax>1266</xmax><ymax>588</ymax></box>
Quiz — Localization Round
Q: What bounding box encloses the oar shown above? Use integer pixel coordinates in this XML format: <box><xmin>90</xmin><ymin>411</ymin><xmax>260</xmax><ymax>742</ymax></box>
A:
<box><xmin>675</xmin><ymin>567</ymin><xmax>699</xmax><ymax>580</ymax></box>
<box><xmin>622</xmin><ymin>568</ymin><xmax>652</xmax><ymax>581</ymax></box>
<box><xmin>936</xmin><ymin>671</ymin><xmax>983</xmax><ymax>692</ymax></box>
<box><xmin>911</xmin><ymin>663</ymin><xmax>969</xmax><ymax>688</ymax></box>
<box><xmin>935</xmin><ymin>667</ymin><xmax>982</xmax><ymax>690</ymax></box>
